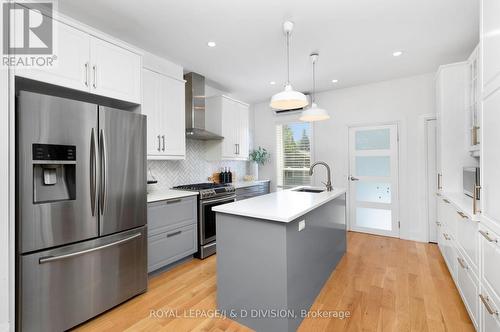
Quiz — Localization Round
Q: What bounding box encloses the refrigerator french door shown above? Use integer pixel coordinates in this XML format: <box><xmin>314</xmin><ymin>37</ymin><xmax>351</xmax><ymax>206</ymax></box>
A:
<box><xmin>16</xmin><ymin>91</ymin><xmax>147</xmax><ymax>332</ymax></box>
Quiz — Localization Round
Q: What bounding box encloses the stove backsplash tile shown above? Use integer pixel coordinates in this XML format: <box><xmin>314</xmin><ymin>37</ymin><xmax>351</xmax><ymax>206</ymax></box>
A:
<box><xmin>147</xmin><ymin>140</ymin><xmax>248</xmax><ymax>194</ymax></box>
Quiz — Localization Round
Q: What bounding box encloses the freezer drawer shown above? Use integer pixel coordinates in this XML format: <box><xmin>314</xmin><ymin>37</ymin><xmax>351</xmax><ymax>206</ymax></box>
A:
<box><xmin>18</xmin><ymin>226</ymin><xmax>147</xmax><ymax>332</ymax></box>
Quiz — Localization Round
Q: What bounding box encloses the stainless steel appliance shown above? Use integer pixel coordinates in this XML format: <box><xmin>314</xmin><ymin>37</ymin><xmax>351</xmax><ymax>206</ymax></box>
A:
<box><xmin>463</xmin><ymin>167</ymin><xmax>480</xmax><ymax>199</ymax></box>
<box><xmin>173</xmin><ymin>183</ymin><xmax>235</xmax><ymax>258</ymax></box>
<box><xmin>16</xmin><ymin>91</ymin><xmax>147</xmax><ymax>332</ymax></box>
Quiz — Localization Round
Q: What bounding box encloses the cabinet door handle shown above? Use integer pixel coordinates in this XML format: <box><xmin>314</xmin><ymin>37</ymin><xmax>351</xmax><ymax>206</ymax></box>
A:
<box><xmin>443</xmin><ymin>233</ymin><xmax>451</xmax><ymax>241</ymax></box>
<box><xmin>479</xmin><ymin>294</ymin><xmax>499</xmax><ymax>316</ymax></box>
<box><xmin>166</xmin><ymin>198</ymin><xmax>181</xmax><ymax>204</ymax></box>
<box><xmin>456</xmin><ymin>211</ymin><xmax>468</xmax><ymax>219</ymax></box>
<box><xmin>436</xmin><ymin>221</ymin><xmax>442</xmax><ymax>226</ymax></box>
<box><xmin>92</xmin><ymin>65</ymin><xmax>97</xmax><ymax>89</ymax></box>
<box><xmin>234</xmin><ymin>144</ymin><xmax>238</xmax><ymax>155</ymax></box>
<box><xmin>162</xmin><ymin>135</ymin><xmax>165</xmax><ymax>152</ymax></box>
<box><xmin>457</xmin><ymin>257</ymin><xmax>468</xmax><ymax>269</ymax></box>
<box><xmin>157</xmin><ymin>135</ymin><xmax>161</xmax><ymax>152</ymax></box>
<box><xmin>473</xmin><ymin>185</ymin><xmax>481</xmax><ymax>214</ymax></box>
<box><xmin>166</xmin><ymin>230</ymin><xmax>182</xmax><ymax>238</ymax></box>
<box><xmin>437</xmin><ymin>173</ymin><xmax>442</xmax><ymax>190</ymax></box>
<box><xmin>479</xmin><ymin>230</ymin><xmax>498</xmax><ymax>243</ymax></box>
<box><xmin>84</xmin><ymin>62</ymin><xmax>89</xmax><ymax>87</ymax></box>
<box><xmin>237</xmin><ymin>144</ymin><xmax>240</xmax><ymax>155</ymax></box>
<box><xmin>443</xmin><ymin>199</ymin><xmax>450</xmax><ymax>204</ymax></box>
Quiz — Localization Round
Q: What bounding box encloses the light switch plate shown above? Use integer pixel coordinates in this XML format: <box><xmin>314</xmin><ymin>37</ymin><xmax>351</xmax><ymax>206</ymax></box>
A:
<box><xmin>298</xmin><ymin>220</ymin><xmax>305</xmax><ymax>231</ymax></box>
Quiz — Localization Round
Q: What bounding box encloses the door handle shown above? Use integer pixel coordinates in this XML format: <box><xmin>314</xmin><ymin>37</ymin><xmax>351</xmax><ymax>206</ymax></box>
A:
<box><xmin>157</xmin><ymin>135</ymin><xmax>161</xmax><ymax>152</ymax></box>
<box><xmin>479</xmin><ymin>294</ymin><xmax>499</xmax><ymax>316</ymax></box>
<box><xmin>90</xmin><ymin>128</ymin><xmax>97</xmax><ymax>216</ymax></box>
<box><xmin>350</xmin><ymin>176</ymin><xmax>359</xmax><ymax>181</ymax></box>
<box><xmin>39</xmin><ymin>233</ymin><xmax>142</xmax><ymax>264</ymax></box>
<box><xmin>92</xmin><ymin>65</ymin><xmax>97</xmax><ymax>89</ymax></box>
<box><xmin>162</xmin><ymin>135</ymin><xmax>165</xmax><ymax>152</ymax></box>
<box><xmin>99</xmin><ymin>129</ymin><xmax>107</xmax><ymax>215</ymax></box>
<box><xmin>166</xmin><ymin>230</ymin><xmax>182</xmax><ymax>238</ymax></box>
<box><xmin>457</xmin><ymin>257</ymin><xmax>468</xmax><ymax>269</ymax></box>
<box><xmin>84</xmin><ymin>62</ymin><xmax>89</xmax><ymax>87</ymax></box>
<box><xmin>479</xmin><ymin>230</ymin><xmax>498</xmax><ymax>243</ymax></box>
<box><xmin>473</xmin><ymin>185</ymin><xmax>481</xmax><ymax>214</ymax></box>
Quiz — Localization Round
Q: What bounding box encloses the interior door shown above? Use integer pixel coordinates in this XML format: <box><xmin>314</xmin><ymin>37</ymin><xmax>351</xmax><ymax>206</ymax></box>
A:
<box><xmin>348</xmin><ymin>124</ymin><xmax>399</xmax><ymax>237</ymax></box>
<box><xmin>98</xmin><ymin>107</ymin><xmax>147</xmax><ymax>235</ymax></box>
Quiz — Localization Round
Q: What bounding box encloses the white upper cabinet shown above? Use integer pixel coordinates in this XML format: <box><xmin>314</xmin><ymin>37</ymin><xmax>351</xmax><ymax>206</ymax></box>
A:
<box><xmin>14</xmin><ymin>19</ymin><xmax>90</xmax><ymax>92</ymax></box>
<box><xmin>90</xmin><ymin>38</ymin><xmax>141</xmax><ymax>104</ymax></box>
<box><xmin>482</xmin><ymin>0</ymin><xmax>500</xmax><ymax>97</ymax></box>
<box><xmin>14</xmin><ymin>17</ymin><xmax>142</xmax><ymax>104</ymax></box>
<box><xmin>142</xmin><ymin>68</ymin><xmax>186</xmax><ymax>160</ymax></box>
<box><xmin>205</xmin><ymin>95</ymin><xmax>250</xmax><ymax>161</ymax></box>
<box><xmin>467</xmin><ymin>46</ymin><xmax>481</xmax><ymax>154</ymax></box>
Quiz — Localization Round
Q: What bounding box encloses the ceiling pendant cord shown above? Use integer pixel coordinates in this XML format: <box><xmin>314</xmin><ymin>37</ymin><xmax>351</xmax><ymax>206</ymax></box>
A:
<box><xmin>288</xmin><ymin>31</ymin><xmax>291</xmax><ymax>85</ymax></box>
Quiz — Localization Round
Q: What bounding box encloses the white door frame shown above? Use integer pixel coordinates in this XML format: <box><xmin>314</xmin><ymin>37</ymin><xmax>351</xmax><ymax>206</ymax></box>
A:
<box><xmin>347</xmin><ymin>122</ymin><xmax>400</xmax><ymax>238</ymax></box>
<box><xmin>421</xmin><ymin>114</ymin><xmax>437</xmax><ymax>243</ymax></box>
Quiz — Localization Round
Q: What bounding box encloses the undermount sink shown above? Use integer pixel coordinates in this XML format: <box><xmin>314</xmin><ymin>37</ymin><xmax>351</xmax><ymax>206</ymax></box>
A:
<box><xmin>292</xmin><ymin>188</ymin><xmax>325</xmax><ymax>193</ymax></box>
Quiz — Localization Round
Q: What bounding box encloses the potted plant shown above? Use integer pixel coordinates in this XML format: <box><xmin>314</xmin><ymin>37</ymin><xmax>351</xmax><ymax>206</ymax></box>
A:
<box><xmin>248</xmin><ymin>146</ymin><xmax>270</xmax><ymax>180</ymax></box>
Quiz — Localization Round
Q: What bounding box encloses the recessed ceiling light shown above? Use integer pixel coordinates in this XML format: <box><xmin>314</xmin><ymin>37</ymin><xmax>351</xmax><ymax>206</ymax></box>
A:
<box><xmin>270</xmin><ymin>81</ymin><xmax>276</xmax><ymax>85</ymax></box>
<box><xmin>392</xmin><ymin>51</ymin><xmax>403</xmax><ymax>57</ymax></box>
<box><xmin>331</xmin><ymin>79</ymin><xmax>338</xmax><ymax>83</ymax></box>
<box><xmin>207</xmin><ymin>41</ymin><xmax>216</xmax><ymax>48</ymax></box>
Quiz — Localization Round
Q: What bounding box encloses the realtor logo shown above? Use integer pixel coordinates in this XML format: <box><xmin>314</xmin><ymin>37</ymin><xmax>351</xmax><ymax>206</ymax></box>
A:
<box><xmin>3</xmin><ymin>2</ymin><xmax>53</xmax><ymax>54</ymax></box>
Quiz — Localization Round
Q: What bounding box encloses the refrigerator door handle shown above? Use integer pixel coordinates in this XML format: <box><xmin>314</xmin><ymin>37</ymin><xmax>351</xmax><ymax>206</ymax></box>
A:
<box><xmin>99</xmin><ymin>129</ymin><xmax>107</xmax><ymax>215</ymax></box>
<box><xmin>90</xmin><ymin>128</ymin><xmax>97</xmax><ymax>216</ymax></box>
<box><xmin>38</xmin><ymin>233</ymin><xmax>142</xmax><ymax>264</ymax></box>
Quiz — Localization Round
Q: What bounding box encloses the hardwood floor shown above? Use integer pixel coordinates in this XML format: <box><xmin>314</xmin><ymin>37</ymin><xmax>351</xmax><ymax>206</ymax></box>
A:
<box><xmin>74</xmin><ymin>232</ymin><xmax>474</xmax><ymax>332</ymax></box>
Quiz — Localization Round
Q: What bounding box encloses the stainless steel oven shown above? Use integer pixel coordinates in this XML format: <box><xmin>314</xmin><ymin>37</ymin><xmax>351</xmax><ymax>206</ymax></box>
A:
<box><xmin>198</xmin><ymin>194</ymin><xmax>236</xmax><ymax>258</ymax></box>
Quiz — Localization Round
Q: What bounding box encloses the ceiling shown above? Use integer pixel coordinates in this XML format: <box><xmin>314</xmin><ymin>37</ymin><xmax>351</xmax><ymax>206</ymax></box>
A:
<box><xmin>58</xmin><ymin>0</ymin><xmax>479</xmax><ymax>104</ymax></box>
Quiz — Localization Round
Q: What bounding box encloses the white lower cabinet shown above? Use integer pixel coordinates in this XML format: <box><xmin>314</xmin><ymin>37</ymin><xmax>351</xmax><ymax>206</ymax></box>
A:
<box><xmin>456</xmin><ymin>212</ymin><xmax>479</xmax><ymax>272</ymax></box>
<box><xmin>480</xmin><ymin>225</ymin><xmax>500</xmax><ymax>303</ymax></box>
<box><xmin>479</xmin><ymin>286</ymin><xmax>500</xmax><ymax>332</ymax></box>
<box><xmin>457</xmin><ymin>250</ymin><xmax>479</xmax><ymax>329</ymax></box>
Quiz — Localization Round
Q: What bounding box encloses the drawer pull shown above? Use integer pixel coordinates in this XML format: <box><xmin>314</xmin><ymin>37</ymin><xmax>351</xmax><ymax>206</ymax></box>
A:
<box><xmin>456</xmin><ymin>211</ymin><xmax>468</xmax><ymax>219</ymax></box>
<box><xmin>436</xmin><ymin>192</ymin><xmax>441</xmax><ymax>197</ymax></box>
<box><xmin>457</xmin><ymin>257</ymin><xmax>468</xmax><ymax>269</ymax></box>
<box><xmin>443</xmin><ymin>199</ymin><xmax>451</xmax><ymax>204</ymax></box>
<box><xmin>166</xmin><ymin>230</ymin><xmax>182</xmax><ymax>238</ymax></box>
<box><xmin>443</xmin><ymin>233</ymin><xmax>451</xmax><ymax>241</ymax></box>
<box><xmin>479</xmin><ymin>230</ymin><xmax>498</xmax><ymax>243</ymax></box>
<box><xmin>436</xmin><ymin>221</ymin><xmax>442</xmax><ymax>226</ymax></box>
<box><xmin>166</xmin><ymin>198</ymin><xmax>182</xmax><ymax>204</ymax></box>
<box><xmin>480</xmin><ymin>294</ymin><xmax>499</xmax><ymax>316</ymax></box>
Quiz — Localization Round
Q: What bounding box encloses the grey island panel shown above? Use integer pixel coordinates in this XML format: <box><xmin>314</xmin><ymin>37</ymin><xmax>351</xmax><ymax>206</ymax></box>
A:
<box><xmin>216</xmin><ymin>194</ymin><xmax>346</xmax><ymax>332</ymax></box>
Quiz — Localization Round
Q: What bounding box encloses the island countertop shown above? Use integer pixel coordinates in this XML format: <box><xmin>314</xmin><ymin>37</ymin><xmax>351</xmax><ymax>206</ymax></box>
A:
<box><xmin>212</xmin><ymin>186</ymin><xmax>346</xmax><ymax>223</ymax></box>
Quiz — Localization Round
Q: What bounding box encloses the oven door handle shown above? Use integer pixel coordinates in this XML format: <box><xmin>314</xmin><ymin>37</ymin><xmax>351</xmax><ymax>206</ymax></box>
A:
<box><xmin>200</xmin><ymin>195</ymin><xmax>236</xmax><ymax>205</ymax></box>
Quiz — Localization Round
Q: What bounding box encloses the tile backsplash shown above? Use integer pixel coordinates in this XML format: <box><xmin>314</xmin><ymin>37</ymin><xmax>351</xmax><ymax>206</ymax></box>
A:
<box><xmin>147</xmin><ymin>140</ymin><xmax>249</xmax><ymax>194</ymax></box>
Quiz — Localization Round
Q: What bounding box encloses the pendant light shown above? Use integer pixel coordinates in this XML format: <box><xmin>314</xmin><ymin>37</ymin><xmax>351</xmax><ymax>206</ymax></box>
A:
<box><xmin>270</xmin><ymin>21</ymin><xmax>308</xmax><ymax>110</ymax></box>
<box><xmin>300</xmin><ymin>53</ymin><xmax>330</xmax><ymax>122</ymax></box>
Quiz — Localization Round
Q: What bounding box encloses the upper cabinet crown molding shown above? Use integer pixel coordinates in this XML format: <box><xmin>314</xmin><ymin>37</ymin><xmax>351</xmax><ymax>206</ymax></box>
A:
<box><xmin>142</xmin><ymin>52</ymin><xmax>184</xmax><ymax>81</ymax></box>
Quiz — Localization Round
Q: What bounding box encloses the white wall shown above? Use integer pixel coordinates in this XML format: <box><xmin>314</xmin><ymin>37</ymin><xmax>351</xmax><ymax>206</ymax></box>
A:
<box><xmin>253</xmin><ymin>73</ymin><xmax>436</xmax><ymax>242</ymax></box>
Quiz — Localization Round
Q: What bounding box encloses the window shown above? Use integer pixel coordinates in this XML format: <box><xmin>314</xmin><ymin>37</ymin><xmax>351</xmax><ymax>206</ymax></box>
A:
<box><xmin>276</xmin><ymin>122</ymin><xmax>312</xmax><ymax>189</ymax></box>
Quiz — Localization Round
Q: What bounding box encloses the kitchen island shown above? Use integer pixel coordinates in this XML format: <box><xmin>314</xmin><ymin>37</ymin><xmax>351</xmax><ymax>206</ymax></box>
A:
<box><xmin>213</xmin><ymin>187</ymin><xmax>346</xmax><ymax>332</ymax></box>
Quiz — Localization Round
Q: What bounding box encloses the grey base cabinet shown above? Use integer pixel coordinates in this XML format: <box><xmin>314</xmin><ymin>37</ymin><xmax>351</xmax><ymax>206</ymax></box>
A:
<box><xmin>147</xmin><ymin>196</ymin><xmax>197</xmax><ymax>273</ymax></box>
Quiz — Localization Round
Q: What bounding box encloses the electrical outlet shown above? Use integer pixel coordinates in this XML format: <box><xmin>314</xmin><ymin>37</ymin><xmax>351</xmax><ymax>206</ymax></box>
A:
<box><xmin>298</xmin><ymin>220</ymin><xmax>306</xmax><ymax>231</ymax></box>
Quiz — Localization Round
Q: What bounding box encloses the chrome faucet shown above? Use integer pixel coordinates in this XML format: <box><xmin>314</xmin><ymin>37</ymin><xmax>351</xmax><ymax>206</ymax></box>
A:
<box><xmin>309</xmin><ymin>161</ymin><xmax>333</xmax><ymax>192</ymax></box>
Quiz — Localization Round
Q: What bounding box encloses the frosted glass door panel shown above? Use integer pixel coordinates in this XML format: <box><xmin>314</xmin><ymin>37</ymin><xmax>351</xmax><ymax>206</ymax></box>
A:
<box><xmin>355</xmin><ymin>129</ymin><xmax>390</xmax><ymax>150</ymax></box>
<box><xmin>356</xmin><ymin>208</ymin><xmax>392</xmax><ymax>231</ymax></box>
<box><xmin>356</xmin><ymin>182</ymin><xmax>391</xmax><ymax>204</ymax></box>
<box><xmin>356</xmin><ymin>156</ymin><xmax>390</xmax><ymax>177</ymax></box>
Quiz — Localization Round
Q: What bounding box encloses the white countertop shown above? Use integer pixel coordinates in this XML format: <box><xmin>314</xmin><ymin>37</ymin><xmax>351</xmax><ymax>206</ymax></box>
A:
<box><xmin>212</xmin><ymin>186</ymin><xmax>346</xmax><ymax>223</ymax></box>
<box><xmin>439</xmin><ymin>191</ymin><xmax>480</xmax><ymax>221</ymax></box>
<box><xmin>147</xmin><ymin>189</ymin><xmax>198</xmax><ymax>203</ymax></box>
<box><xmin>230</xmin><ymin>180</ymin><xmax>270</xmax><ymax>189</ymax></box>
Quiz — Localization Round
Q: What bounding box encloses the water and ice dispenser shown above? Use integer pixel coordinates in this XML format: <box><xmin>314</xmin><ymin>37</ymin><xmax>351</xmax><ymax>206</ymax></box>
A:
<box><xmin>32</xmin><ymin>144</ymin><xmax>76</xmax><ymax>203</ymax></box>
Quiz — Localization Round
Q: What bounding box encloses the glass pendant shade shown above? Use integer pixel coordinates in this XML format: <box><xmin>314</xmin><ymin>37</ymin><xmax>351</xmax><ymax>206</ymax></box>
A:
<box><xmin>270</xmin><ymin>84</ymin><xmax>308</xmax><ymax>110</ymax></box>
<box><xmin>299</xmin><ymin>103</ymin><xmax>330</xmax><ymax>122</ymax></box>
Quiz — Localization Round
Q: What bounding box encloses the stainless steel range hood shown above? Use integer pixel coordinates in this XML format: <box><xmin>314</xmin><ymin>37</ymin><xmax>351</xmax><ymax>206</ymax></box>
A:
<box><xmin>184</xmin><ymin>72</ymin><xmax>224</xmax><ymax>140</ymax></box>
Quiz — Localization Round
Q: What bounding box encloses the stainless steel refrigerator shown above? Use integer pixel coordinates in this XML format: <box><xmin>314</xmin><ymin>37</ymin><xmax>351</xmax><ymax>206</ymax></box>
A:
<box><xmin>16</xmin><ymin>91</ymin><xmax>147</xmax><ymax>332</ymax></box>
